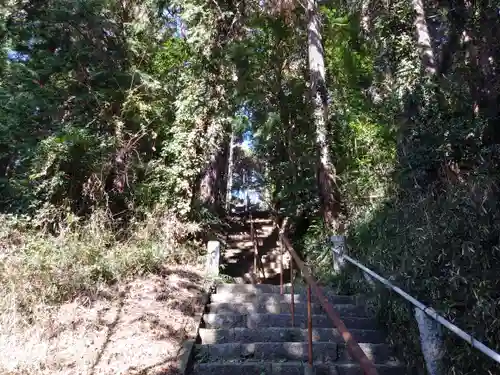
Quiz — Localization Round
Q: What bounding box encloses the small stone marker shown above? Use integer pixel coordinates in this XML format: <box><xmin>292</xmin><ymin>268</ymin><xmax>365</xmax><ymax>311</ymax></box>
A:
<box><xmin>331</xmin><ymin>235</ymin><xmax>346</xmax><ymax>274</ymax></box>
<box><xmin>206</xmin><ymin>240</ymin><xmax>220</xmax><ymax>277</ymax></box>
<box><xmin>415</xmin><ymin>308</ymin><xmax>444</xmax><ymax>375</ymax></box>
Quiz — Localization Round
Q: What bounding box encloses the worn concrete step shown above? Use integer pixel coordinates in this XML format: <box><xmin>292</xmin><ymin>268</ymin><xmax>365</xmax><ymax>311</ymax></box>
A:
<box><xmin>262</xmin><ymin>254</ymin><xmax>287</xmax><ymax>263</ymax></box>
<box><xmin>226</xmin><ymin>237</ymin><xmax>252</xmax><ymax>244</ymax></box>
<box><xmin>211</xmin><ymin>292</ymin><xmax>356</xmax><ymax>305</ymax></box>
<box><xmin>192</xmin><ymin>361</ymin><xmax>406</xmax><ymax>375</ymax></box>
<box><xmin>255</xmin><ymin>265</ymin><xmax>282</xmax><ymax>272</ymax></box>
<box><xmin>217</xmin><ymin>283</ymin><xmax>335</xmax><ymax>295</ymax></box>
<box><xmin>258</xmin><ymin>263</ymin><xmax>283</xmax><ymax>270</ymax></box>
<box><xmin>208</xmin><ymin>301</ymin><xmax>365</xmax><ymax>316</ymax></box>
<box><xmin>224</xmin><ymin>248</ymin><xmax>252</xmax><ymax>254</ymax></box>
<box><xmin>259</xmin><ymin>269</ymin><xmax>283</xmax><ymax>278</ymax></box>
<box><xmin>203</xmin><ymin>313</ymin><xmax>376</xmax><ymax>330</ymax></box>
<box><xmin>195</xmin><ymin>342</ymin><xmax>392</xmax><ymax>363</ymax></box>
<box><xmin>199</xmin><ymin>327</ymin><xmax>384</xmax><ymax>345</ymax></box>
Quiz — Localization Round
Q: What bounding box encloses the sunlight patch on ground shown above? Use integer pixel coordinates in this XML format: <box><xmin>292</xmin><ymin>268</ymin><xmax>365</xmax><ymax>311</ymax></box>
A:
<box><xmin>0</xmin><ymin>265</ymin><xmax>205</xmax><ymax>375</ymax></box>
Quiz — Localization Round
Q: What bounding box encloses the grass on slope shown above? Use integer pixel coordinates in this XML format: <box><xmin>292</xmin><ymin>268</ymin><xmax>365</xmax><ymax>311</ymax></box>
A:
<box><xmin>0</xmin><ymin>210</ymin><xmax>207</xmax><ymax>375</ymax></box>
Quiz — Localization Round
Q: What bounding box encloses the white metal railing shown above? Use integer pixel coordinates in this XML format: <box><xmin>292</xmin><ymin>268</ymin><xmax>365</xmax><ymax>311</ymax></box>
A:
<box><xmin>331</xmin><ymin>245</ymin><xmax>500</xmax><ymax>364</ymax></box>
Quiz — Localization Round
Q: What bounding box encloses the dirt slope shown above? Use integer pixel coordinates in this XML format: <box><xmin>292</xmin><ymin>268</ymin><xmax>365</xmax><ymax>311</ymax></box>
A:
<box><xmin>0</xmin><ymin>265</ymin><xmax>205</xmax><ymax>375</ymax></box>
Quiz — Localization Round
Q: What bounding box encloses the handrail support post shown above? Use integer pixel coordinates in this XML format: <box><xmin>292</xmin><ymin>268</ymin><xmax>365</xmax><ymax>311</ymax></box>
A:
<box><xmin>307</xmin><ymin>284</ymin><xmax>313</xmax><ymax>366</ymax></box>
<box><xmin>280</xmin><ymin>237</ymin><xmax>284</xmax><ymax>295</ymax></box>
<box><xmin>290</xmin><ymin>260</ymin><xmax>295</xmax><ymax>327</ymax></box>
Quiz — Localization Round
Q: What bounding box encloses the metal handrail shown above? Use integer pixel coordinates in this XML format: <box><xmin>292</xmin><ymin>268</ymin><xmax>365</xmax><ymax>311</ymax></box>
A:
<box><xmin>249</xmin><ymin>212</ymin><xmax>266</xmax><ymax>281</ymax></box>
<box><xmin>332</xmin><ymin>246</ymin><xmax>500</xmax><ymax>364</ymax></box>
<box><xmin>276</xmin><ymin>220</ymin><xmax>379</xmax><ymax>375</ymax></box>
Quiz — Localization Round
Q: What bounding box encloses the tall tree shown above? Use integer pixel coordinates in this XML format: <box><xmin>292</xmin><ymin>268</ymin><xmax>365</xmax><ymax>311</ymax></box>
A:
<box><xmin>306</xmin><ymin>0</ymin><xmax>342</xmax><ymax>231</ymax></box>
<box><xmin>411</xmin><ymin>0</ymin><xmax>436</xmax><ymax>74</ymax></box>
<box><xmin>225</xmin><ymin>129</ymin><xmax>235</xmax><ymax>210</ymax></box>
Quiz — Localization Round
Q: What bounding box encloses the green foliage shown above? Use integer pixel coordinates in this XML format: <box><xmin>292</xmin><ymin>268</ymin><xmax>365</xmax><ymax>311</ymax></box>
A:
<box><xmin>0</xmin><ymin>0</ymin><xmax>239</xmax><ymax>323</ymax></box>
<box><xmin>350</xmin><ymin>168</ymin><xmax>500</xmax><ymax>374</ymax></box>
<box><xmin>1</xmin><ymin>0</ymin><xmax>166</xmax><ymax>215</ymax></box>
<box><xmin>289</xmin><ymin>2</ymin><xmax>500</xmax><ymax>375</ymax></box>
<box><xmin>344</xmin><ymin>90</ymin><xmax>500</xmax><ymax>373</ymax></box>
<box><xmin>241</xmin><ymin>11</ymin><xmax>318</xmax><ymax>217</ymax></box>
<box><xmin>0</xmin><ymin>0</ymin><xmax>245</xmax><ymax>221</ymax></box>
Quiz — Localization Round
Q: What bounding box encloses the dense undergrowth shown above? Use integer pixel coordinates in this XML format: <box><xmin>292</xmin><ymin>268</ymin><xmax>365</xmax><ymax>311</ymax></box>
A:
<box><xmin>348</xmin><ymin>161</ymin><xmax>500</xmax><ymax>375</ymax></box>
<box><xmin>272</xmin><ymin>3</ymin><xmax>500</xmax><ymax>375</ymax></box>
<box><xmin>297</xmin><ymin>122</ymin><xmax>500</xmax><ymax>375</ymax></box>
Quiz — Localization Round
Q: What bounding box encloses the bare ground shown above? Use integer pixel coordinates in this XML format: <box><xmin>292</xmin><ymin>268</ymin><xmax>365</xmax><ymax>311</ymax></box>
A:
<box><xmin>0</xmin><ymin>265</ymin><xmax>205</xmax><ymax>375</ymax></box>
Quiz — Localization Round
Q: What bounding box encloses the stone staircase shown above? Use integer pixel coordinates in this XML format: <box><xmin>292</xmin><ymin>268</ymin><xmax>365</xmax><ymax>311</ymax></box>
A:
<box><xmin>222</xmin><ymin>217</ymin><xmax>287</xmax><ymax>283</ymax></box>
<box><xmin>190</xmin><ymin>283</ymin><xmax>407</xmax><ymax>375</ymax></box>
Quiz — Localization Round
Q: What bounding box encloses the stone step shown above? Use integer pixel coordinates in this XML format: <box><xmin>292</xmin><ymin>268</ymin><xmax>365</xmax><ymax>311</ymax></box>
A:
<box><xmin>211</xmin><ymin>292</ymin><xmax>356</xmax><ymax>305</ymax></box>
<box><xmin>191</xmin><ymin>361</ymin><xmax>406</xmax><ymax>375</ymax></box>
<box><xmin>259</xmin><ymin>261</ymin><xmax>284</xmax><ymax>268</ymax></box>
<box><xmin>259</xmin><ymin>268</ymin><xmax>283</xmax><ymax>278</ymax></box>
<box><xmin>226</xmin><ymin>237</ymin><xmax>252</xmax><ymax>243</ymax></box>
<box><xmin>199</xmin><ymin>327</ymin><xmax>384</xmax><ymax>345</ymax></box>
<box><xmin>262</xmin><ymin>254</ymin><xmax>287</xmax><ymax>262</ymax></box>
<box><xmin>195</xmin><ymin>342</ymin><xmax>392</xmax><ymax>363</ymax></box>
<box><xmin>202</xmin><ymin>313</ymin><xmax>376</xmax><ymax>330</ymax></box>
<box><xmin>207</xmin><ymin>301</ymin><xmax>366</xmax><ymax>316</ymax></box>
<box><xmin>217</xmin><ymin>283</ymin><xmax>333</xmax><ymax>295</ymax></box>
<box><xmin>224</xmin><ymin>246</ymin><xmax>251</xmax><ymax>251</ymax></box>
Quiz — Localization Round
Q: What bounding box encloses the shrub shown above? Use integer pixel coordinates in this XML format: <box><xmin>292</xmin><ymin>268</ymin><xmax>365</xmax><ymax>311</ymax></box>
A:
<box><xmin>348</xmin><ymin>169</ymin><xmax>500</xmax><ymax>375</ymax></box>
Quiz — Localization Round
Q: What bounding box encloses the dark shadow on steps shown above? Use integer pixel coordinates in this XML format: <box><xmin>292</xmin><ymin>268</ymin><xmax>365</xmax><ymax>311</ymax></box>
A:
<box><xmin>220</xmin><ymin>215</ymin><xmax>260</xmax><ymax>282</ymax></box>
<box><xmin>221</xmin><ymin>251</ymin><xmax>256</xmax><ymax>280</ymax></box>
<box><xmin>258</xmin><ymin>223</ymin><xmax>279</xmax><ymax>254</ymax></box>
<box><xmin>255</xmin><ymin>224</ymin><xmax>291</xmax><ymax>285</ymax></box>
<box><xmin>260</xmin><ymin>267</ymin><xmax>292</xmax><ymax>285</ymax></box>
<box><xmin>224</xmin><ymin>215</ymin><xmax>250</xmax><ymax>236</ymax></box>
<box><xmin>221</xmin><ymin>214</ymin><xmax>290</xmax><ymax>285</ymax></box>
<box><xmin>189</xmin><ymin>283</ymin><xmax>403</xmax><ymax>375</ymax></box>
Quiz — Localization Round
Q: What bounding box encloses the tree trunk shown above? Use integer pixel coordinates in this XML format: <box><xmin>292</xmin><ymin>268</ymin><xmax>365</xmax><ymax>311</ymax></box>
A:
<box><xmin>462</xmin><ymin>27</ymin><xmax>480</xmax><ymax>115</ymax></box>
<box><xmin>307</xmin><ymin>0</ymin><xmax>342</xmax><ymax>232</ymax></box>
<box><xmin>277</xmin><ymin>70</ymin><xmax>298</xmax><ymax>187</ymax></box>
<box><xmin>411</xmin><ymin>0</ymin><xmax>437</xmax><ymax>75</ymax></box>
<box><xmin>217</xmin><ymin>139</ymin><xmax>229</xmax><ymax>210</ymax></box>
<box><xmin>360</xmin><ymin>0</ymin><xmax>371</xmax><ymax>37</ymax></box>
<box><xmin>198</xmin><ymin>153</ymin><xmax>218</xmax><ymax>209</ymax></box>
<box><xmin>477</xmin><ymin>4</ymin><xmax>500</xmax><ymax>119</ymax></box>
<box><xmin>198</xmin><ymin>142</ymin><xmax>228</xmax><ymax>212</ymax></box>
<box><xmin>225</xmin><ymin>131</ymin><xmax>235</xmax><ymax>211</ymax></box>
<box><xmin>475</xmin><ymin>3</ymin><xmax>500</xmax><ymax>144</ymax></box>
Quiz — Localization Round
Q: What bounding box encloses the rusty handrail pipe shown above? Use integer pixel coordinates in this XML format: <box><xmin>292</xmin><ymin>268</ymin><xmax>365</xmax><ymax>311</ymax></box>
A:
<box><xmin>249</xmin><ymin>212</ymin><xmax>266</xmax><ymax>280</ymax></box>
<box><xmin>250</xmin><ymin>212</ymin><xmax>257</xmax><ymax>273</ymax></box>
<box><xmin>279</xmin><ymin>237</ymin><xmax>284</xmax><ymax>295</ymax></box>
<box><xmin>279</xmin><ymin>231</ymin><xmax>379</xmax><ymax>375</ymax></box>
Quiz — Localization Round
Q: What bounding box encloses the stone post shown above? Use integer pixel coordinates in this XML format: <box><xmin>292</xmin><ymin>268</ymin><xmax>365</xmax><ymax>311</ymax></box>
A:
<box><xmin>415</xmin><ymin>308</ymin><xmax>444</xmax><ymax>375</ymax></box>
<box><xmin>331</xmin><ymin>235</ymin><xmax>346</xmax><ymax>274</ymax></box>
<box><xmin>363</xmin><ymin>271</ymin><xmax>377</xmax><ymax>290</ymax></box>
<box><xmin>206</xmin><ymin>241</ymin><xmax>220</xmax><ymax>277</ymax></box>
